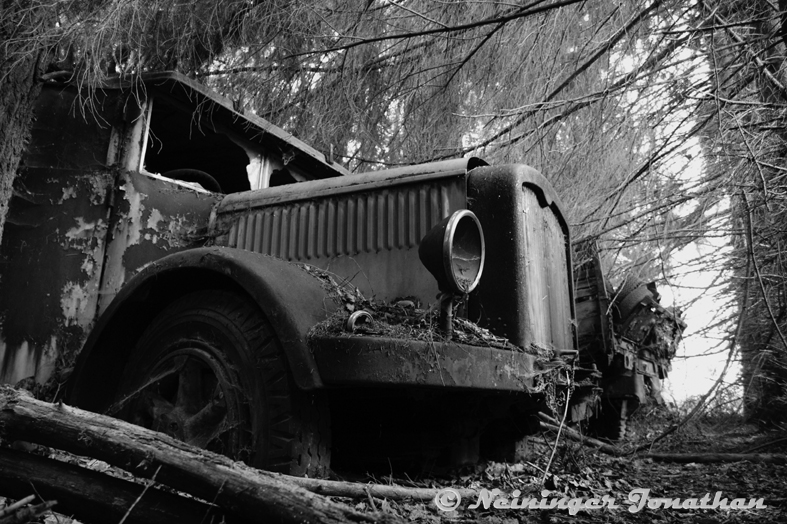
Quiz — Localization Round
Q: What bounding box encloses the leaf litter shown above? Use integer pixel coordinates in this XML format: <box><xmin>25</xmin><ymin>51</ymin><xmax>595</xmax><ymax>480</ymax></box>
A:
<box><xmin>337</xmin><ymin>406</ymin><xmax>787</xmax><ymax>523</ymax></box>
<box><xmin>302</xmin><ymin>263</ymin><xmax>554</xmax><ymax>358</ymax></box>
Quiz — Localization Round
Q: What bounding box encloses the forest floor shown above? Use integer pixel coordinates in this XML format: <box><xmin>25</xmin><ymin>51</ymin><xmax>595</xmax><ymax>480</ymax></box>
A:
<box><xmin>2</xmin><ymin>403</ymin><xmax>785</xmax><ymax>524</ymax></box>
<box><xmin>338</xmin><ymin>406</ymin><xmax>787</xmax><ymax>524</ymax></box>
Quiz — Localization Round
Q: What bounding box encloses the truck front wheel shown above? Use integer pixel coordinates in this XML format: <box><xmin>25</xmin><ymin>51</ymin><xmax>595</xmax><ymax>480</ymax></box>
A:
<box><xmin>114</xmin><ymin>290</ymin><xmax>330</xmax><ymax>477</ymax></box>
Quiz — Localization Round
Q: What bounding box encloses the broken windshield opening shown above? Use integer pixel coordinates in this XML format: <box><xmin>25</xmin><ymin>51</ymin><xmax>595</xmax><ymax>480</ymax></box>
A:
<box><xmin>142</xmin><ymin>97</ymin><xmax>251</xmax><ymax>194</ymax></box>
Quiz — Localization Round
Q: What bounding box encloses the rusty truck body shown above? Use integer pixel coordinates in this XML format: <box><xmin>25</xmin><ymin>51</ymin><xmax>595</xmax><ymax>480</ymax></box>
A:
<box><xmin>1</xmin><ymin>72</ymin><xmax>610</xmax><ymax>474</ymax></box>
<box><xmin>574</xmin><ymin>246</ymin><xmax>686</xmax><ymax>439</ymax></box>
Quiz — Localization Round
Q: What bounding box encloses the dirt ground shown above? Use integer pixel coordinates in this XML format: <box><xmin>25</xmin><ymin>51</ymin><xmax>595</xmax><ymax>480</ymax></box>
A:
<box><xmin>339</xmin><ymin>407</ymin><xmax>787</xmax><ymax>523</ymax></box>
<box><xmin>2</xmin><ymin>403</ymin><xmax>784</xmax><ymax>524</ymax></box>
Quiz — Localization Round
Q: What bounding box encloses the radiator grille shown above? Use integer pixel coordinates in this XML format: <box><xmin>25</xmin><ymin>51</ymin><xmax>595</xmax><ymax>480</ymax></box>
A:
<box><xmin>522</xmin><ymin>186</ymin><xmax>573</xmax><ymax>351</ymax></box>
<box><xmin>225</xmin><ymin>183</ymin><xmax>451</xmax><ymax>260</ymax></box>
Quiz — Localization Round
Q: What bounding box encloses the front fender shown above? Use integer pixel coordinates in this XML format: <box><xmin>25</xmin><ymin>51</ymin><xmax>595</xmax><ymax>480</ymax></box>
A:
<box><xmin>68</xmin><ymin>247</ymin><xmax>337</xmax><ymax>410</ymax></box>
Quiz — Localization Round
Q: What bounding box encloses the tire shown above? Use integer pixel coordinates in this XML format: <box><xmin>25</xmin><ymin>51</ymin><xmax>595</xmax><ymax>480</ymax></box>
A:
<box><xmin>595</xmin><ymin>398</ymin><xmax>637</xmax><ymax>441</ymax></box>
<box><xmin>611</xmin><ymin>276</ymin><xmax>652</xmax><ymax>320</ymax></box>
<box><xmin>115</xmin><ymin>290</ymin><xmax>330</xmax><ymax>477</ymax></box>
<box><xmin>615</xmin><ymin>276</ymin><xmax>644</xmax><ymax>301</ymax></box>
<box><xmin>616</xmin><ymin>285</ymin><xmax>653</xmax><ymax>320</ymax></box>
<box><xmin>605</xmin><ymin>399</ymin><xmax>628</xmax><ymax>441</ymax></box>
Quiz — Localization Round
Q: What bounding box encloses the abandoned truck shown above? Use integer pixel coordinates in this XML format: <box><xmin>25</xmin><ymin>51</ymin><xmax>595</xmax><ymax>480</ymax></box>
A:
<box><xmin>0</xmin><ymin>71</ymin><xmax>673</xmax><ymax>476</ymax></box>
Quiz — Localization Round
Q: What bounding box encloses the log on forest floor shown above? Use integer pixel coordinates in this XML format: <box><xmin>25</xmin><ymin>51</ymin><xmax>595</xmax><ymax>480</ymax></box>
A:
<box><xmin>643</xmin><ymin>452</ymin><xmax>787</xmax><ymax>464</ymax></box>
<box><xmin>290</xmin><ymin>477</ymin><xmax>477</xmax><ymax>501</ymax></box>
<box><xmin>537</xmin><ymin>412</ymin><xmax>624</xmax><ymax>456</ymax></box>
<box><xmin>536</xmin><ymin>412</ymin><xmax>786</xmax><ymax>464</ymax></box>
<box><xmin>0</xmin><ymin>386</ymin><xmax>402</xmax><ymax>524</ymax></box>
<box><xmin>0</xmin><ymin>447</ymin><xmax>226</xmax><ymax>524</ymax></box>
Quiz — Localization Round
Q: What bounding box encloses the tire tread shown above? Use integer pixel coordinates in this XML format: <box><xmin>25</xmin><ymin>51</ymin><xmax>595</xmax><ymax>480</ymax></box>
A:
<box><xmin>121</xmin><ymin>290</ymin><xmax>330</xmax><ymax>477</ymax></box>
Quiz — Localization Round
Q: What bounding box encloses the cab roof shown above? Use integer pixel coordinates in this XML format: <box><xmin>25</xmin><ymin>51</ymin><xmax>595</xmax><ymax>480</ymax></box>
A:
<box><xmin>101</xmin><ymin>71</ymin><xmax>350</xmax><ymax>180</ymax></box>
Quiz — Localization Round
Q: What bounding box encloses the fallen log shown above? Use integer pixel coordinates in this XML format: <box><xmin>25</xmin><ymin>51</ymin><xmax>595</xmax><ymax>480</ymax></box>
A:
<box><xmin>0</xmin><ymin>386</ymin><xmax>401</xmax><ymax>524</ymax></box>
<box><xmin>537</xmin><ymin>412</ymin><xmax>623</xmax><ymax>456</ymax></box>
<box><xmin>643</xmin><ymin>452</ymin><xmax>787</xmax><ymax>464</ymax></box>
<box><xmin>0</xmin><ymin>447</ymin><xmax>230</xmax><ymax>524</ymax></box>
<box><xmin>536</xmin><ymin>413</ymin><xmax>787</xmax><ymax>464</ymax></box>
<box><xmin>289</xmin><ymin>477</ymin><xmax>476</xmax><ymax>501</ymax></box>
<box><xmin>744</xmin><ymin>436</ymin><xmax>787</xmax><ymax>454</ymax></box>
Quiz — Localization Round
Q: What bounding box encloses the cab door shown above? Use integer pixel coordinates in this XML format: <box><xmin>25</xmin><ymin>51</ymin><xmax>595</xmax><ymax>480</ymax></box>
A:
<box><xmin>0</xmin><ymin>85</ymin><xmax>118</xmax><ymax>386</ymax></box>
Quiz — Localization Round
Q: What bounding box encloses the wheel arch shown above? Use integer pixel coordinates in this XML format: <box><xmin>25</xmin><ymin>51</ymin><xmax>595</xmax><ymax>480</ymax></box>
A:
<box><xmin>68</xmin><ymin>247</ymin><xmax>337</xmax><ymax>412</ymax></box>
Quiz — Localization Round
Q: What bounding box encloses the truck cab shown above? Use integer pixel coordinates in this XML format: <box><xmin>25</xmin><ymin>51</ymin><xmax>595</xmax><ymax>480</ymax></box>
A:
<box><xmin>1</xmin><ymin>72</ymin><xmax>589</xmax><ymax>475</ymax></box>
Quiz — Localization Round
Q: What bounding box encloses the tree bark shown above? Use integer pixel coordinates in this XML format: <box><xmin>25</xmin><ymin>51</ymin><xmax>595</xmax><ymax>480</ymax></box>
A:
<box><xmin>643</xmin><ymin>452</ymin><xmax>786</xmax><ymax>464</ymax></box>
<box><xmin>0</xmin><ymin>4</ymin><xmax>44</xmax><ymax>245</ymax></box>
<box><xmin>0</xmin><ymin>387</ymin><xmax>401</xmax><ymax>524</ymax></box>
<box><xmin>0</xmin><ymin>447</ymin><xmax>237</xmax><ymax>524</ymax></box>
<box><xmin>289</xmin><ymin>477</ymin><xmax>476</xmax><ymax>501</ymax></box>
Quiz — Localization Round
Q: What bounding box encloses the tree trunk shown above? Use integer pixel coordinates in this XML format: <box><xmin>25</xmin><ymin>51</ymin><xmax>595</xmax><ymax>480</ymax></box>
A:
<box><xmin>643</xmin><ymin>452</ymin><xmax>787</xmax><ymax>464</ymax></box>
<box><xmin>0</xmin><ymin>5</ymin><xmax>44</xmax><ymax>245</ymax></box>
<box><xmin>289</xmin><ymin>477</ymin><xmax>476</xmax><ymax>501</ymax></box>
<box><xmin>0</xmin><ymin>447</ymin><xmax>230</xmax><ymax>524</ymax></box>
<box><xmin>0</xmin><ymin>387</ymin><xmax>400</xmax><ymax>524</ymax></box>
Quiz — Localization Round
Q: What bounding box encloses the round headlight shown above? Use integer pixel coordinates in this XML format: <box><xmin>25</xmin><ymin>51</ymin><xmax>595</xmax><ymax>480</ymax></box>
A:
<box><xmin>418</xmin><ymin>209</ymin><xmax>485</xmax><ymax>294</ymax></box>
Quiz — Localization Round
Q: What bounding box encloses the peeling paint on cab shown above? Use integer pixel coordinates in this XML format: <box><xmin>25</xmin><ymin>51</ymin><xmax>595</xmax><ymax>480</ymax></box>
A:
<box><xmin>63</xmin><ymin>218</ymin><xmax>108</xmax><ymax>277</ymax></box>
<box><xmin>0</xmin><ymin>81</ymin><xmax>220</xmax><ymax>387</ymax></box>
<box><xmin>60</xmin><ymin>281</ymin><xmax>92</xmax><ymax>326</ymax></box>
<box><xmin>95</xmin><ymin>170</ymin><xmax>220</xmax><ymax>316</ymax></box>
